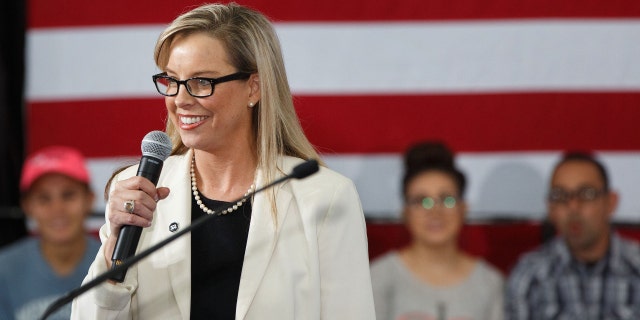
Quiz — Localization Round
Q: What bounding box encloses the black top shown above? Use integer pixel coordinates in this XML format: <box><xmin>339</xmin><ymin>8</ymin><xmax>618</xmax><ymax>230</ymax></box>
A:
<box><xmin>190</xmin><ymin>193</ymin><xmax>252</xmax><ymax>320</ymax></box>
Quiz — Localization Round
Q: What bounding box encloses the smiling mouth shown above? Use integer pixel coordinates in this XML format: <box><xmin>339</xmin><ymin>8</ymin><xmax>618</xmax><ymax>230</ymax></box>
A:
<box><xmin>180</xmin><ymin>116</ymin><xmax>208</xmax><ymax>125</ymax></box>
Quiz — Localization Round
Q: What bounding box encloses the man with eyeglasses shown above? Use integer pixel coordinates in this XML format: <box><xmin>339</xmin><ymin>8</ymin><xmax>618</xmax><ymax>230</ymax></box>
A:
<box><xmin>505</xmin><ymin>152</ymin><xmax>640</xmax><ymax>320</ymax></box>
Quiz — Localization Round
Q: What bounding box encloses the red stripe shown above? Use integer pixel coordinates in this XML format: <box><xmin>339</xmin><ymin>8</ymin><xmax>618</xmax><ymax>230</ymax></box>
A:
<box><xmin>27</xmin><ymin>92</ymin><xmax>640</xmax><ymax>157</ymax></box>
<box><xmin>296</xmin><ymin>92</ymin><xmax>640</xmax><ymax>154</ymax></box>
<box><xmin>28</xmin><ymin>0</ymin><xmax>640</xmax><ymax>28</ymax></box>
<box><xmin>27</xmin><ymin>99</ymin><xmax>168</xmax><ymax>157</ymax></box>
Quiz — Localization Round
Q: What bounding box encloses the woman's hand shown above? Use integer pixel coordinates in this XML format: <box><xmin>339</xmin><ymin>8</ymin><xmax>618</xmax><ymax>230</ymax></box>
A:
<box><xmin>103</xmin><ymin>176</ymin><xmax>170</xmax><ymax>269</ymax></box>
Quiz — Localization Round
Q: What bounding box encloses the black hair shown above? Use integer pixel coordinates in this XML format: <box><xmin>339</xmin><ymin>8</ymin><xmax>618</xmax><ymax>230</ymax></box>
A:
<box><xmin>402</xmin><ymin>141</ymin><xmax>466</xmax><ymax>198</ymax></box>
<box><xmin>554</xmin><ymin>151</ymin><xmax>609</xmax><ymax>191</ymax></box>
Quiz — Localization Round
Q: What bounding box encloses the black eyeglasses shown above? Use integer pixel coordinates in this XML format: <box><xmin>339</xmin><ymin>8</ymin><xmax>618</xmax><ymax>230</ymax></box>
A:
<box><xmin>152</xmin><ymin>72</ymin><xmax>251</xmax><ymax>98</ymax></box>
<box><xmin>405</xmin><ymin>195</ymin><xmax>459</xmax><ymax>211</ymax></box>
<box><xmin>548</xmin><ymin>186</ymin><xmax>606</xmax><ymax>205</ymax></box>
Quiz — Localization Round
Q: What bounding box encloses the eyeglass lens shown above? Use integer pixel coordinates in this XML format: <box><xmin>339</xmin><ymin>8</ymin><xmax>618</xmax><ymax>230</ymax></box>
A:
<box><xmin>154</xmin><ymin>77</ymin><xmax>213</xmax><ymax>97</ymax></box>
<box><xmin>408</xmin><ymin>196</ymin><xmax>458</xmax><ymax>210</ymax></box>
<box><xmin>548</xmin><ymin>186</ymin><xmax>604</xmax><ymax>204</ymax></box>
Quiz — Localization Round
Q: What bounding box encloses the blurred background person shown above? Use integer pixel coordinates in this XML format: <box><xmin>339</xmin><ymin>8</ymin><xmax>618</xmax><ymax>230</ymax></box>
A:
<box><xmin>0</xmin><ymin>146</ymin><xmax>100</xmax><ymax>320</ymax></box>
<box><xmin>506</xmin><ymin>152</ymin><xmax>640</xmax><ymax>319</ymax></box>
<box><xmin>371</xmin><ymin>141</ymin><xmax>504</xmax><ymax>320</ymax></box>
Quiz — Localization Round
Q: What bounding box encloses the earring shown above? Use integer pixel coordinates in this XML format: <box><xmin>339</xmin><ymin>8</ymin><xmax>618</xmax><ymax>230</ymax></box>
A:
<box><xmin>248</xmin><ymin>102</ymin><xmax>254</xmax><ymax>107</ymax></box>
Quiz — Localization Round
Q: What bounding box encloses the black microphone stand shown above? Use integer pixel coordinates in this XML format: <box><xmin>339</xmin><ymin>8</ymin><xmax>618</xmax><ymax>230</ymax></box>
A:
<box><xmin>39</xmin><ymin>159</ymin><xmax>319</xmax><ymax>320</ymax></box>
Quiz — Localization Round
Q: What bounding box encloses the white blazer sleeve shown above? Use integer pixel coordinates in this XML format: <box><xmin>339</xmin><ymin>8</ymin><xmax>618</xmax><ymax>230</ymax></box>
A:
<box><xmin>317</xmin><ymin>178</ymin><xmax>376</xmax><ymax>319</ymax></box>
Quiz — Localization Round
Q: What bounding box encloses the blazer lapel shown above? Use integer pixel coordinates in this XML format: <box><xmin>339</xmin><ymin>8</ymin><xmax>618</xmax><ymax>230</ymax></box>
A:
<box><xmin>235</xmin><ymin>167</ymin><xmax>293</xmax><ymax>319</ymax></box>
<box><xmin>148</xmin><ymin>150</ymin><xmax>192</xmax><ymax>320</ymax></box>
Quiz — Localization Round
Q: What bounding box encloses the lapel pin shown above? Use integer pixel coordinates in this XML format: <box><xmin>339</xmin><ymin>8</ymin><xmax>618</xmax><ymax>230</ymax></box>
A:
<box><xmin>169</xmin><ymin>222</ymin><xmax>179</xmax><ymax>233</ymax></box>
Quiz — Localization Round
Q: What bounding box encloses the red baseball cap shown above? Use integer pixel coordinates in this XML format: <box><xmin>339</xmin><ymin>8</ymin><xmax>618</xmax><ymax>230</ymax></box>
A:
<box><xmin>20</xmin><ymin>146</ymin><xmax>90</xmax><ymax>192</ymax></box>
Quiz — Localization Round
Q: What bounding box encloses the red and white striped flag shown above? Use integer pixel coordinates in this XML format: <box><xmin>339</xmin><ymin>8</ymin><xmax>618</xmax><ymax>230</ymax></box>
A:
<box><xmin>26</xmin><ymin>0</ymin><xmax>640</xmax><ymax>221</ymax></box>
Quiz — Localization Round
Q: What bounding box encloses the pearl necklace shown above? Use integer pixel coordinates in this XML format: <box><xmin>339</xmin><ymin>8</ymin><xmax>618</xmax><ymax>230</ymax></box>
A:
<box><xmin>190</xmin><ymin>155</ymin><xmax>256</xmax><ymax>215</ymax></box>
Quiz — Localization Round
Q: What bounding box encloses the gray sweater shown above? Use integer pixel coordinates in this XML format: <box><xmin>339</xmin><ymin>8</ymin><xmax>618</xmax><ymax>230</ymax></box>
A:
<box><xmin>371</xmin><ymin>251</ymin><xmax>504</xmax><ymax>320</ymax></box>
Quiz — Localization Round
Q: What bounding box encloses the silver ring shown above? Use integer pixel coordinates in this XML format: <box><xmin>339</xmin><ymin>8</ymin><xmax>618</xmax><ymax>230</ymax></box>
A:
<box><xmin>124</xmin><ymin>200</ymin><xmax>135</xmax><ymax>214</ymax></box>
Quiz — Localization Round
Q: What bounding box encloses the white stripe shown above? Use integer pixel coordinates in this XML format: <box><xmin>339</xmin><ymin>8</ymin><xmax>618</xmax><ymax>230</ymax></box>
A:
<box><xmin>85</xmin><ymin>152</ymin><xmax>640</xmax><ymax>222</ymax></box>
<box><xmin>27</xmin><ymin>26</ymin><xmax>162</xmax><ymax>101</ymax></box>
<box><xmin>26</xmin><ymin>20</ymin><xmax>640</xmax><ymax>101</ymax></box>
<box><xmin>332</xmin><ymin>152</ymin><xmax>640</xmax><ymax>221</ymax></box>
<box><xmin>86</xmin><ymin>156</ymin><xmax>139</xmax><ymax>212</ymax></box>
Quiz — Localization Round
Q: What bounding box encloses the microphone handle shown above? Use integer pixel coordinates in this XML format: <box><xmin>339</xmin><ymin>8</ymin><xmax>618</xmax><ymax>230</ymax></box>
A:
<box><xmin>110</xmin><ymin>156</ymin><xmax>163</xmax><ymax>282</ymax></box>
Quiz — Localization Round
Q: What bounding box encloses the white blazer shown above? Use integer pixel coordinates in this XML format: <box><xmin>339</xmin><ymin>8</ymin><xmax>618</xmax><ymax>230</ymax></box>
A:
<box><xmin>71</xmin><ymin>150</ymin><xmax>376</xmax><ymax>319</ymax></box>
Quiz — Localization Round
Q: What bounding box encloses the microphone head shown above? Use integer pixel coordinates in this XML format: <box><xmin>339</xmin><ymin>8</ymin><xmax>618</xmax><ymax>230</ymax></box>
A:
<box><xmin>141</xmin><ymin>131</ymin><xmax>173</xmax><ymax>161</ymax></box>
<box><xmin>291</xmin><ymin>159</ymin><xmax>319</xmax><ymax>179</ymax></box>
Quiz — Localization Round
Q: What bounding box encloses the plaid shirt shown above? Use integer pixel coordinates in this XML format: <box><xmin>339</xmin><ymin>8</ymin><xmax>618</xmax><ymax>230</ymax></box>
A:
<box><xmin>506</xmin><ymin>233</ymin><xmax>640</xmax><ymax>320</ymax></box>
